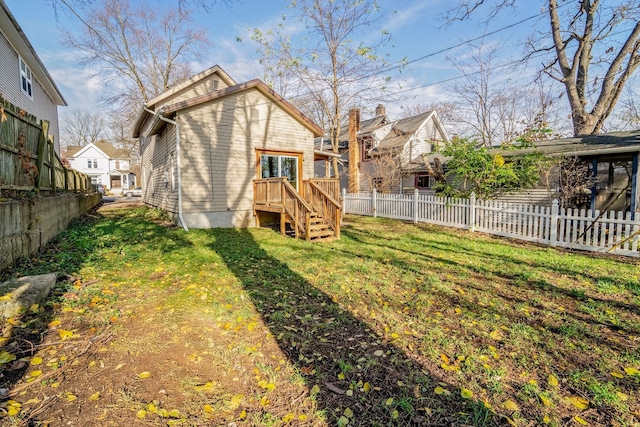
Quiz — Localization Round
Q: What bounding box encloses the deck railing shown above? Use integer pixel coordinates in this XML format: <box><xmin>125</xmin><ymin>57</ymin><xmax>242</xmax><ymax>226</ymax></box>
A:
<box><xmin>307</xmin><ymin>178</ymin><xmax>341</xmax><ymax>202</ymax></box>
<box><xmin>303</xmin><ymin>180</ymin><xmax>341</xmax><ymax>239</ymax></box>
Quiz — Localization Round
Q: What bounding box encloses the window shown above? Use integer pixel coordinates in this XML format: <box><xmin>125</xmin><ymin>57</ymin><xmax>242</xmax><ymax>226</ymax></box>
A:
<box><xmin>115</xmin><ymin>160</ymin><xmax>120</xmax><ymax>169</ymax></box>
<box><xmin>87</xmin><ymin>159</ymin><xmax>92</xmax><ymax>169</ymax></box>
<box><xmin>213</xmin><ymin>79</ymin><xmax>219</xmax><ymax>90</ymax></box>
<box><xmin>19</xmin><ymin>57</ymin><xmax>33</xmax><ymax>100</ymax></box>
<box><xmin>93</xmin><ymin>159</ymin><xmax>98</xmax><ymax>168</ymax></box>
<box><xmin>260</xmin><ymin>154</ymin><xmax>299</xmax><ymax>189</ymax></box>
<box><xmin>415</xmin><ymin>174</ymin><xmax>431</xmax><ymax>189</ymax></box>
<box><xmin>362</xmin><ymin>136</ymin><xmax>374</xmax><ymax>161</ymax></box>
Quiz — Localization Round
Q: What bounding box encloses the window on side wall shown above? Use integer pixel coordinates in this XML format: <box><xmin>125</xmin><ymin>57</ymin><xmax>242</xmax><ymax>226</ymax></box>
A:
<box><xmin>362</xmin><ymin>137</ymin><xmax>374</xmax><ymax>161</ymax></box>
<box><xmin>93</xmin><ymin>159</ymin><xmax>98</xmax><ymax>168</ymax></box>
<box><xmin>115</xmin><ymin>160</ymin><xmax>120</xmax><ymax>169</ymax></box>
<box><xmin>19</xmin><ymin>57</ymin><xmax>33</xmax><ymax>100</ymax></box>
<box><xmin>87</xmin><ymin>159</ymin><xmax>92</xmax><ymax>169</ymax></box>
<box><xmin>415</xmin><ymin>174</ymin><xmax>431</xmax><ymax>189</ymax></box>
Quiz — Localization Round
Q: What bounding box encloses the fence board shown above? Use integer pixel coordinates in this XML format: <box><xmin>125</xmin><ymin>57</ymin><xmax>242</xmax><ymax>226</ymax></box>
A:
<box><xmin>344</xmin><ymin>190</ymin><xmax>640</xmax><ymax>258</ymax></box>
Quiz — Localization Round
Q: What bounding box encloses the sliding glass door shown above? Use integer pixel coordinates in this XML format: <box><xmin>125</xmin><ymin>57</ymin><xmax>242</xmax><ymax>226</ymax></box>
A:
<box><xmin>260</xmin><ymin>154</ymin><xmax>299</xmax><ymax>189</ymax></box>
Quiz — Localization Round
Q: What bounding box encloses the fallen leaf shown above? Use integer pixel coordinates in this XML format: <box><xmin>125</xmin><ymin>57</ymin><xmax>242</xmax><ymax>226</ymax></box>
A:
<box><xmin>30</xmin><ymin>370</ymin><xmax>43</xmax><ymax>378</ymax></box>
<box><xmin>610</xmin><ymin>372</ymin><xmax>624</xmax><ymax>379</ymax></box>
<box><xmin>58</xmin><ymin>330</ymin><xmax>74</xmax><ymax>340</ymax></box>
<box><xmin>344</xmin><ymin>407</ymin><xmax>354</xmax><ymax>417</ymax></box>
<box><xmin>616</xmin><ymin>392</ymin><xmax>628</xmax><ymax>401</ymax></box>
<box><xmin>65</xmin><ymin>392</ymin><xmax>77</xmax><ymax>402</ymax></box>
<box><xmin>489</xmin><ymin>330</ymin><xmax>504</xmax><ymax>340</ymax></box>
<box><xmin>168</xmin><ymin>409</ymin><xmax>180</xmax><ymax>418</ymax></box>
<box><xmin>0</xmin><ymin>351</ymin><xmax>16</xmax><ymax>364</ymax></box>
<box><xmin>503</xmin><ymin>400</ymin><xmax>519</xmax><ymax>411</ymax></box>
<box><xmin>569</xmin><ymin>396</ymin><xmax>589</xmax><ymax>410</ymax></box>
<box><xmin>30</xmin><ymin>357</ymin><xmax>43</xmax><ymax>366</ymax></box>
<box><xmin>461</xmin><ymin>389</ymin><xmax>473</xmax><ymax>399</ymax></box>
<box><xmin>624</xmin><ymin>367</ymin><xmax>639</xmax><ymax>376</ymax></box>
<box><xmin>136</xmin><ymin>409</ymin><xmax>147</xmax><ymax>419</ymax></box>
<box><xmin>203</xmin><ymin>404</ymin><xmax>213</xmax><ymax>413</ymax></box>
<box><xmin>574</xmin><ymin>415</ymin><xmax>588</xmax><ymax>425</ymax></box>
<box><xmin>310</xmin><ymin>384</ymin><xmax>320</xmax><ymax>395</ymax></box>
<box><xmin>385</xmin><ymin>397</ymin><xmax>394</xmax><ymax>406</ymax></box>
<box><xmin>548</xmin><ymin>374</ymin><xmax>559</xmax><ymax>387</ymax></box>
<box><xmin>89</xmin><ymin>392</ymin><xmax>100</xmax><ymax>401</ymax></box>
<box><xmin>539</xmin><ymin>394</ymin><xmax>552</xmax><ymax>406</ymax></box>
<box><xmin>48</xmin><ymin>320</ymin><xmax>61</xmax><ymax>328</ymax></box>
<box><xmin>338</xmin><ymin>415</ymin><xmax>349</xmax><ymax>427</ymax></box>
<box><xmin>138</xmin><ymin>371</ymin><xmax>151</xmax><ymax>379</ymax></box>
<box><xmin>373</xmin><ymin>350</ymin><xmax>383</xmax><ymax>357</ymax></box>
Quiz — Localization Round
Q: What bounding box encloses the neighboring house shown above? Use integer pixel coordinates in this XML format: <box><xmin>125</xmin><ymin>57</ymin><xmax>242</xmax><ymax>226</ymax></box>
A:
<box><xmin>0</xmin><ymin>0</ymin><xmax>66</xmax><ymax>154</ymax></box>
<box><xmin>315</xmin><ymin>105</ymin><xmax>450</xmax><ymax>193</ymax></box>
<box><xmin>133</xmin><ymin>65</ymin><xmax>338</xmax><ymax>236</ymax></box>
<box><xmin>65</xmin><ymin>140</ymin><xmax>136</xmax><ymax>192</ymax></box>
<box><xmin>500</xmin><ymin>130</ymin><xmax>640</xmax><ymax>213</ymax></box>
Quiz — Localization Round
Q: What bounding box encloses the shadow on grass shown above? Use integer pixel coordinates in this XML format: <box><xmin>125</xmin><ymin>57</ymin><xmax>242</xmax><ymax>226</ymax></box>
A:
<box><xmin>208</xmin><ymin>228</ymin><xmax>492</xmax><ymax>426</ymax></box>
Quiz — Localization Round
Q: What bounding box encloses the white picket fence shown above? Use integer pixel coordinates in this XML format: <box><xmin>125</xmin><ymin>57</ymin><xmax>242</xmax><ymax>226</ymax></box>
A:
<box><xmin>342</xmin><ymin>189</ymin><xmax>640</xmax><ymax>258</ymax></box>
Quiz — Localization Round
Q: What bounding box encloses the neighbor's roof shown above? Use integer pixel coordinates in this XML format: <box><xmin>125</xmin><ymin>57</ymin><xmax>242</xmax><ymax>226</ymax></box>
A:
<box><xmin>141</xmin><ymin>78</ymin><xmax>324</xmax><ymax>138</ymax></box>
<box><xmin>500</xmin><ymin>130</ymin><xmax>640</xmax><ymax>158</ymax></box>
<box><xmin>0</xmin><ymin>0</ymin><xmax>66</xmax><ymax>106</ymax></box>
<box><xmin>64</xmin><ymin>146</ymin><xmax>82</xmax><ymax>157</ymax></box>
<box><xmin>372</xmin><ymin>110</ymin><xmax>435</xmax><ymax>152</ymax></box>
<box><xmin>66</xmin><ymin>141</ymin><xmax>129</xmax><ymax>159</ymax></box>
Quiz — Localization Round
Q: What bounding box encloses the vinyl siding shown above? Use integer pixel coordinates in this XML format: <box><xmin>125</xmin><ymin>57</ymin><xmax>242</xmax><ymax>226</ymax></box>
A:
<box><xmin>157</xmin><ymin>73</ymin><xmax>231</xmax><ymax>106</ymax></box>
<box><xmin>0</xmin><ymin>29</ymin><xmax>61</xmax><ymax>152</ymax></box>
<box><xmin>139</xmin><ymin>126</ymin><xmax>179</xmax><ymax>214</ymax></box>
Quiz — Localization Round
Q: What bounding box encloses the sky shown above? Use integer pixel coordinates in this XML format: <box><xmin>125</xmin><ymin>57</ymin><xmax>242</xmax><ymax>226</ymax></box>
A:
<box><xmin>5</xmin><ymin>0</ymin><xmax>555</xmax><ymax>121</ymax></box>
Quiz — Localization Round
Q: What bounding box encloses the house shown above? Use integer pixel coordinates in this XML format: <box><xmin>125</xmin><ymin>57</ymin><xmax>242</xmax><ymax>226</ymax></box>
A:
<box><xmin>499</xmin><ymin>130</ymin><xmax>640</xmax><ymax>213</ymax></box>
<box><xmin>132</xmin><ymin>65</ymin><xmax>341</xmax><ymax>240</ymax></box>
<box><xmin>65</xmin><ymin>140</ymin><xmax>137</xmax><ymax>192</ymax></box>
<box><xmin>0</xmin><ymin>0</ymin><xmax>66</xmax><ymax>153</ymax></box>
<box><xmin>315</xmin><ymin>105</ymin><xmax>450</xmax><ymax>193</ymax></box>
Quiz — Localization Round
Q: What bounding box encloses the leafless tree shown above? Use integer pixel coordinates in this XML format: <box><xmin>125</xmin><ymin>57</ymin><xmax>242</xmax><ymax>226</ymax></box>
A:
<box><xmin>540</xmin><ymin>155</ymin><xmax>598</xmax><ymax>209</ymax></box>
<box><xmin>59</xmin><ymin>0</ymin><xmax>210</xmax><ymax>112</ymax></box>
<box><xmin>250</xmin><ymin>0</ymin><xmax>396</xmax><ymax>177</ymax></box>
<box><xmin>445</xmin><ymin>0</ymin><xmax>640</xmax><ymax>136</ymax></box>
<box><xmin>365</xmin><ymin>149</ymin><xmax>412</xmax><ymax>193</ymax></box>
<box><xmin>615</xmin><ymin>80</ymin><xmax>640</xmax><ymax>130</ymax></box>
<box><xmin>60</xmin><ymin>109</ymin><xmax>106</xmax><ymax>148</ymax></box>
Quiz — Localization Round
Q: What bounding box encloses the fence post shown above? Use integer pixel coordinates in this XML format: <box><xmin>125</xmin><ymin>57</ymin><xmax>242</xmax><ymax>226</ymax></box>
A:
<box><xmin>35</xmin><ymin>120</ymin><xmax>50</xmax><ymax>190</ymax></box>
<box><xmin>49</xmin><ymin>138</ymin><xmax>56</xmax><ymax>192</ymax></box>
<box><xmin>372</xmin><ymin>188</ymin><xmax>377</xmax><ymax>218</ymax></box>
<box><xmin>342</xmin><ymin>188</ymin><xmax>347</xmax><ymax>210</ymax></box>
<box><xmin>469</xmin><ymin>192</ymin><xmax>476</xmax><ymax>232</ymax></box>
<box><xmin>550</xmin><ymin>199</ymin><xmax>559</xmax><ymax>246</ymax></box>
<box><xmin>413</xmin><ymin>189</ymin><xmax>419</xmax><ymax>223</ymax></box>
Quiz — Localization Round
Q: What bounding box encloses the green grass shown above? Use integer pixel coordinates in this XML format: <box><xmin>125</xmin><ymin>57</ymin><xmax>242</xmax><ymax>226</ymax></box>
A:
<box><xmin>1</xmin><ymin>209</ymin><xmax>639</xmax><ymax>426</ymax></box>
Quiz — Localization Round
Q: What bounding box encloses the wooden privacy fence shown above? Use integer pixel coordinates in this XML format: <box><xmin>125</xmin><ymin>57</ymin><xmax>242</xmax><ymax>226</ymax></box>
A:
<box><xmin>343</xmin><ymin>189</ymin><xmax>640</xmax><ymax>258</ymax></box>
<box><xmin>0</xmin><ymin>97</ymin><xmax>91</xmax><ymax>194</ymax></box>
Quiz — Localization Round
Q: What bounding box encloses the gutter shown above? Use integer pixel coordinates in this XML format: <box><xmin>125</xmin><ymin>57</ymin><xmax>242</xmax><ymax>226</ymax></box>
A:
<box><xmin>143</xmin><ymin>107</ymin><xmax>188</xmax><ymax>232</ymax></box>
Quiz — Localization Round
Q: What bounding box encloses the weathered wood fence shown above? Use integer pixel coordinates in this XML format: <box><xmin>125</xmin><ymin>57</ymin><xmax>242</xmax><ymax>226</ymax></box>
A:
<box><xmin>343</xmin><ymin>189</ymin><xmax>640</xmax><ymax>258</ymax></box>
<box><xmin>0</xmin><ymin>97</ymin><xmax>91</xmax><ymax>194</ymax></box>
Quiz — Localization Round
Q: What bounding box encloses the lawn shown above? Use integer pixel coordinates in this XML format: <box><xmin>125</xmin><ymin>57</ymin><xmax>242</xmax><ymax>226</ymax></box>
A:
<box><xmin>0</xmin><ymin>207</ymin><xmax>639</xmax><ymax>426</ymax></box>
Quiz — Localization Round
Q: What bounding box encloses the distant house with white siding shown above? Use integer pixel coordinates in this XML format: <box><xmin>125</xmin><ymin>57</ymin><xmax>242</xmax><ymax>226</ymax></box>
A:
<box><xmin>315</xmin><ymin>105</ymin><xmax>450</xmax><ymax>193</ymax></box>
<box><xmin>133</xmin><ymin>65</ymin><xmax>333</xmax><ymax>232</ymax></box>
<box><xmin>0</xmin><ymin>0</ymin><xmax>66</xmax><ymax>153</ymax></box>
<box><xmin>65</xmin><ymin>140</ymin><xmax>136</xmax><ymax>192</ymax></box>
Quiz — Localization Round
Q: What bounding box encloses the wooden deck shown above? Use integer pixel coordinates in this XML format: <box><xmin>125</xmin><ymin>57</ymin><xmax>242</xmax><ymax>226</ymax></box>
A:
<box><xmin>254</xmin><ymin>178</ymin><xmax>341</xmax><ymax>241</ymax></box>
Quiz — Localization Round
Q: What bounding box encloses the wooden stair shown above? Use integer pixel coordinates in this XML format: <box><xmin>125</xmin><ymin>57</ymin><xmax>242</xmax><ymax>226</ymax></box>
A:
<box><xmin>285</xmin><ymin>212</ymin><xmax>336</xmax><ymax>242</ymax></box>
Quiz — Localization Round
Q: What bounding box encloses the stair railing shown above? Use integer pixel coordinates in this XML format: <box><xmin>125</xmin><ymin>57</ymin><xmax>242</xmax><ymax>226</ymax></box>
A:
<box><xmin>303</xmin><ymin>180</ymin><xmax>341</xmax><ymax>239</ymax></box>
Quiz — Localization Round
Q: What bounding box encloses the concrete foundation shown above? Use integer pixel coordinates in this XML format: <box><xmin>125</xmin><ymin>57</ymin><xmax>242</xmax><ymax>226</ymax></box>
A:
<box><xmin>0</xmin><ymin>193</ymin><xmax>101</xmax><ymax>272</ymax></box>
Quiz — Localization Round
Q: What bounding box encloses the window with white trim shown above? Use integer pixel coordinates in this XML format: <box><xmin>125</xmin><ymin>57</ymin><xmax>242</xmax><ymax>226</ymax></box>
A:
<box><xmin>19</xmin><ymin>57</ymin><xmax>33</xmax><ymax>100</ymax></box>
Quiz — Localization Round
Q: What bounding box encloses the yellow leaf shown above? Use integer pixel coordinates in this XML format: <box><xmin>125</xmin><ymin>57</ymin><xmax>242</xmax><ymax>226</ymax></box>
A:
<box><xmin>489</xmin><ymin>330</ymin><xmax>504</xmax><ymax>340</ymax></box>
<box><xmin>454</xmin><ymin>307</ymin><xmax>462</xmax><ymax>315</ymax></box>
<box><xmin>623</xmin><ymin>367</ymin><xmax>639</xmax><ymax>376</ymax></box>
<box><xmin>136</xmin><ymin>410</ymin><xmax>147</xmax><ymax>419</ymax></box>
<box><xmin>338</xmin><ymin>372</ymin><xmax>345</xmax><ymax>380</ymax></box>
<box><xmin>30</xmin><ymin>370</ymin><xmax>43</xmax><ymax>378</ymax></box>
<box><xmin>239</xmin><ymin>410</ymin><xmax>247</xmax><ymax>419</ymax></box>
<box><xmin>7</xmin><ymin>406</ymin><xmax>19</xmax><ymax>416</ymax></box>
<box><xmin>168</xmin><ymin>409</ymin><xmax>180</xmax><ymax>418</ymax></box>
<box><xmin>574</xmin><ymin>415</ymin><xmax>588</xmax><ymax>425</ymax></box>
<box><xmin>543</xmin><ymin>416</ymin><xmax>551</xmax><ymax>424</ymax></box>
<box><xmin>138</xmin><ymin>371</ymin><xmax>151</xmax><ymax>379</ymax></box>
<box><xmin>373</xmin><ymin>350</ymin><xmax>383</xmax><ymax>357</ymax></box>
<box><xmin>363</xmin><ymin>382</ymin><xmax>371</xmax><ymax>392</ymax></box>
<box><xmin>65</xmin><ymin>392</ymin><xmax>77</xmax><ymax>402</ymax></box>
<box><xmin>434</xmin><ymin>386</ymin><xmax>446</xmax><ymax>395</ymax></box>
<box><xmin>147</xmin><ymin>403</ymin><xmax>158</xmax><ymax>414</ymax></box>
<box><xmin>203</xmin><ymin>404</ymin><xmax>214</xmax><ymax>413</ymax></box>
<box><xmin>310</xmin><ymin>384</ymin><xmax>320</xmax><ymax>395</ymax></box>
<box><xmin>440</xmin><ymin>353</ymin><xmax>450</xmax><ymax>364</ymax></box>
<box><xmin>503</xmin><ymin>400</ymin><xmax>519</xmax><ymax>411</ymax></box>
<box><xmin>385</xmin><ymin>397</ymin><xmax>394</xmax><ymax>406</ymax></box>
<box><xmin>51</xmin><ymin>382</ymin><xmax>60</xmax><ymax>388</ymax></box>
<box><xmin>30</xmin><ymin>303</ymin><xmax>39</xmax><ymax>313</ymax></box>
<box><xmin>610</xmin><ymin>372</ymin><xmax>624</xmax><ymax>379</ymax></box>
<box><xmin>616</xmin><ymin>392</ymin><xmax>628</xmax><ymax>401</ymax></box>
<box><xmin>569</xmin><ymin>396</ymin><xmax>589</xmax><ymax>410</ymax></box>
<box><xmin>30</xmin><ymin>357</ymin><xmax>43</xmax><ymax>365</ymax></box>
<box><xmin>266</xmin><ymin>382</ymin><xmax>276</xmax><ymax>391</ymax></box>
<box><xmin>24</xmin><ymin>398</ymin><xmax>40</xmax><ymax>405</ymax></box>
<box><xmin>548</xmin><ymin>374</ymin><xmax>559</xmax><ymax>387</ymax></box>
<box><xmin>539</xmin><ymin>394</ymin><xmax>552</xmax><ymax>406</ymax></box>
<box><xmin>299</xmin><ymin>414</ymin><xmax>308</xmax><ymax>420</ymax></box>
<box><xmin>0</xmin><ymin>294</ymin><xmax>11</xmax><ymax>301</ymax></box>
<box><xmin>461</xmin><ymin>389</ymin><xmax>473</xmax><ymax>399</ymax></box>
<box><xmin>344</xmin><ymin>407</ymin><xmax>354</xmax><ymax>417</ymax></box>
<box><xmin>58</xmin><ymin>329</ymin><xmax>74</xmax><ymax>340</ymax></box>
<box><xmin>506</xmin><ymin>417</ymin><xmax>517</xmax><ymax>426</ymax></box>
<box><xmin>89</xmin><ymin>392</ymin><xmax>100</xmax><ymax>401</ymax></box>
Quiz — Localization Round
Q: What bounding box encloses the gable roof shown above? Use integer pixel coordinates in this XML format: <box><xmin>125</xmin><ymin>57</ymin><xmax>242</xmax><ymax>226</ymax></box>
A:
<box><xmin>146</xmin><ymin>65</ymin><xmax>236</xmax><ymax>108</ymax></box>
<box><xmin>66</xmin><ymin>140</ymin><xmax>129</xmax><ymax>159</ymax></box>
<box><xmin>0</xmin><ymin>0</ymin><xmax>66</xmax><ymax>106</ymax></box>
<box><xmin>138</xmin><ymin>78</ymin><xmax>324</xmax><ymax>138</ymax></box>
<box><xmin>500</xmin><ymin>130</ymin><xmax>640</xmax><ymax>158</ymax></box>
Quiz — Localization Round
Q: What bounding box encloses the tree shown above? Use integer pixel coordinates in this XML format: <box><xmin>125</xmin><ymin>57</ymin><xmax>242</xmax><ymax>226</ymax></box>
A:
<box><xmin>60</xmin><ymin>109</ymin><xmax>106</xmax><ymax>148</ymax></box>
<box><xmin>59</xmin><ymin>0</ymin><xmax>210</xmax><ymax>112</ymax></box>
<box><xmin>365</xmin><ymin>149</ymin><xmax>412</xmax><ymax>193</ymax></box>
<box><xmin>446</xmin><ymin>0</ymin><xmax>640</xmax><ymax>136</ymax></box>
<box><xmin>437</xmin><ymin>137</ymin><xmax>544</xmax><ymax>199</ymax></box>
<box><xmin>251</xmin><ymin>0</ymin><xmax>395</xmax><ymax>177</ymax></box>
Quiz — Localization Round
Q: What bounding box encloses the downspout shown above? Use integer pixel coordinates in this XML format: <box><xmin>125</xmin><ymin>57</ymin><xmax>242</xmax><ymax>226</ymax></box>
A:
<box><xmin>144</xmin><ymin>107</ymin><xmax>188</xmax><ymax>231</ymax></box>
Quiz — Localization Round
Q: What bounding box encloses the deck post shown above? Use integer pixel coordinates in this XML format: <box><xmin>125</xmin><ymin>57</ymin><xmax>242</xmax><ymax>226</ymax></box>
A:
<box><xmin>295</xmin><ymin>203</ymin><xmax>299</xmax><ymax>239</ymax></box>
<box><xmin>280</xmin><ymin>212</ymin><xmax>286</xmax><ymax>236</ymax></box>
<box><xmin>335</xmin><ymin>207</ymin><xmax>341</xmax><ymax>239</ymax></box>
<box><xmin>305</xmin><ymin>212</ymin><xmax>311</xmax><ymax>241</ymax></box>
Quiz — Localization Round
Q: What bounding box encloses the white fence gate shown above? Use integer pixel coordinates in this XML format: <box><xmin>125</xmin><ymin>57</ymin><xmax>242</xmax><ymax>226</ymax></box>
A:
<box><xmin>343</xmin><ymin>189</ymin><xmax>640</xmax><ymax>258</ymax></box>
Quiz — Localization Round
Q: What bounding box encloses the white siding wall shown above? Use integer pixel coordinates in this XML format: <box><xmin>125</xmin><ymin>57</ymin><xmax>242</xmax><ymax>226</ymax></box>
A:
<box><xmin>0</xmin><ymin>29</ymin><xmax>61</xmax><ymax>152</ymax></box>
<box><xmin>158</xmin><ymin>73</ymin><xmax>231</xmax><ymax>106</ymax></box>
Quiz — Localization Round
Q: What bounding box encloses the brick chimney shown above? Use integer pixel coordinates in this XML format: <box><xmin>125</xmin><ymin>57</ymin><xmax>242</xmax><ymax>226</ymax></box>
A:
<box><xmin>375</xmin><ymin>104</ymin><xmax>386</xmax><ymax>117</ymax></box>
<box><xmin>348</xmin><ymin>108</ymin><xmax>361</xmax><ymax>193</ymax></box>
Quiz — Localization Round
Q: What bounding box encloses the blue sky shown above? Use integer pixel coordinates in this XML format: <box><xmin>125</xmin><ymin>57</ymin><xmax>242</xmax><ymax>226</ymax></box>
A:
<box><xmin>5</xmin><ymin>0</ymin><xmax>549</xmax><ymax>119</ymax></box>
